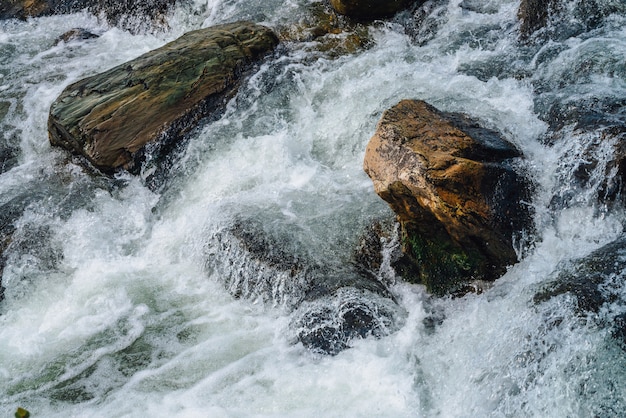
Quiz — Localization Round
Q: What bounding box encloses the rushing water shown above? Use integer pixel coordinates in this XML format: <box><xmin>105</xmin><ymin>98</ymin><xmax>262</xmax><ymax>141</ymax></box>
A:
<box><xmin>1</xmin><ymin>0</ymin><xmax>626</xmax><ymax>416</ymax></box>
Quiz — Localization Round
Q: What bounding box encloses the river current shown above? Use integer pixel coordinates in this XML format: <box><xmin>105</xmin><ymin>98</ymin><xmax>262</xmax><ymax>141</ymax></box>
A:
<box><xmin>1</xmin><ymin>0</ymin><xmax>626</xmax><ymax>416</ymax></box>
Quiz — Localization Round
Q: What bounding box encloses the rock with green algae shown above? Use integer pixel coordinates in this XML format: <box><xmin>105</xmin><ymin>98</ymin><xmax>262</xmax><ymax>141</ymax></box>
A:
<box><xmin>364</xmin><ymin>99</ymin><xmax>533</xmax><ymax>295</ymax></box>
<box><xmin>48</xmin><ymin>21</ymin><xmax>279</xmax><ymax>175</ymax></box>
<box><xmin>15</xmin><ymin>407</ymin><xmax>30</xmax><ymax>418</ymax></box>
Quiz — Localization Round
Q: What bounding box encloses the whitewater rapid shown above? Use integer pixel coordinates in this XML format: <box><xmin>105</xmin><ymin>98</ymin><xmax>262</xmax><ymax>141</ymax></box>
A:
<box><xmin>1</xmin><ymin>0</ymin><xmax>626</xmax><ymax>416</ymax></box>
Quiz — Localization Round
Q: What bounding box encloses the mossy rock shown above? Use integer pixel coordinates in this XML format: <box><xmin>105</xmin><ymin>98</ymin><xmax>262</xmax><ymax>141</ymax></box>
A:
<box><xmin>15</xmin><ymin>407</ymin><xmax>30</xmax><ymax>418</ymax></box>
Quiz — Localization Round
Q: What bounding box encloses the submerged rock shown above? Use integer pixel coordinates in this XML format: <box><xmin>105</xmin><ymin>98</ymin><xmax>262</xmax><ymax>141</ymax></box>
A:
<box><xmin>55</xmin><ymin>28</ymin><xmax>99</xmax><ymax>45</ymax></box>
<box><xmin>534</xmin><ymin>236</ymin><xmax>626</xmax><ymax>349</ymax></box>
<box><xmin>276</xmin><ymin>2</ymin><xmax>371</xmax><ymax>57</ymax></box>
<box><xmin>48</xmin><ymin>22</ymin><xmax>278</xmax><ymax>175</ymax></box>
<box><xmin>364</xmin><ymin>99</ymin><xmax>532</xmax><ymax>295</ymax></box>
<box><xmin>205</xmin><ymin>218</ymin><xmax>402</xmax><ymax>355</ymax></box>
<box><xmin>539</xmin><ymin>96</ymin><xmax>626</xmax><ymax>208</ymax></box>
<box><xmin>329</xmin><ymin>0</ymin><xmax>416</xmax><ymax>20</ymax></box>
<box><xmin>0</xmin><ymin>196</ymin><xmax>33</xmax><ymax>302</ymax></box>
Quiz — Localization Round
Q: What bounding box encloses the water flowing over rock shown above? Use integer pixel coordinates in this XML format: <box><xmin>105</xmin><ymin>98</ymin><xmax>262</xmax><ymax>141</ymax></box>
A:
<box><xmin>0</xmin><ymin>0</ymin><xmax>176</xmax><ymax>30</ymax></box>
<box><xmin>364</xmin><ymin>99</ymin><xmax>532</xmax><ymax>295</ymax></box>
<box><xmin>205</xmin><ymin>218</ymin><xmax>402</xmax><ymax>355</ymax></box>
<box><xmin>517</xmin><ymin>0</ymin><xmax>559</xmax><ymax>39</ymax></box>
<box><xmin>55</xmin><ymin>28</ymin><xmax>99</xmax><ymax>45</ymax></box>
<box><xmin>534</xmin><ymin>236</ymin><xmax>626</xmax><ymax>349</ymax></box>
<box><xmin>276</xmin><ymin>2</ymin><xmax>371</xmax><ymax>57</ymax></box>
<box><xmin>329</xmin><ymin>0</ymin><xmax>416</xmax><ymax>20</ymax></box>
<box><xmin>48</xmin><ymin>22</ymin><xmax>279</xmax><ymax>175</ymax></box>
<box><xmin>517</xmin><ymin>0</ymin><xmax>625</xmax><ymax>40</ymax></box>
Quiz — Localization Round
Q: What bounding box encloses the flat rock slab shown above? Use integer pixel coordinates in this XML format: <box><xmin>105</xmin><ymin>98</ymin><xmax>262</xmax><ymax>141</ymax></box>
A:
<box><xmin>48</xmin><ymin>21</ymin><xmax>278</xmax><ymax>173</ymax></box>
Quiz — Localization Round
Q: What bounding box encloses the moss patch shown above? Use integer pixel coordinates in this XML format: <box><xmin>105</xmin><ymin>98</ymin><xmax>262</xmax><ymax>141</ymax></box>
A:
<box><xmin>401</xmin><ymin>226</ymin><xmax>482</xmax><ymax>296</ymax></box>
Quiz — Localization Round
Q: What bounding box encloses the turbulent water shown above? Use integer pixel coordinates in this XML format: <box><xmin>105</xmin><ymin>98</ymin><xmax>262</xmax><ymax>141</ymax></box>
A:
<box><xmin>1</xmin><ymin>0</ymin><xmax>626</xmax><ymax>416</ymax></box>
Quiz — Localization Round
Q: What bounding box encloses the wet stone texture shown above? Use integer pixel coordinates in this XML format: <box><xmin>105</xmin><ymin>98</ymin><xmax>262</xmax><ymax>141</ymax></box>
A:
<box><xmin>205</xmin><ymin>218</ymin><xmax>402</xmax><ymax>355</ymax></box>
<box><xmin>364</xmin><ymin>99</ymin><xmax>533</xmax><ymax>295</ymax></box>
<box><xmin>534</xmin><ymin>235</ymin><xmax>626</xmax><ymax>350</ymax></box>
<box><xmin>48</xmin><ymin>21</ymin><xmax>279</xmax><ymax>175</ymax></box>
<box><xmin>329</xmin><ymin>0</ymin><xmax>416</xmax><ymax>20</ymax></box>
<box><xmin>1</xmin><ymin>0</ymin><xmax>176</xmax><ymax>30</ymax></box>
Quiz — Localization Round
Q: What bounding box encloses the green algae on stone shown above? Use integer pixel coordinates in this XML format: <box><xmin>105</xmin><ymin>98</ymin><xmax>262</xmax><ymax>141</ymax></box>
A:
<box><xmin>15</xmin><ymin>407</ymin><xmax>30</xmax><ymax>418</ymax></box>
<box><xmin>401</xmin><ymin>224</ymin><xmax>482</xmax><ymax>296</ymax></box>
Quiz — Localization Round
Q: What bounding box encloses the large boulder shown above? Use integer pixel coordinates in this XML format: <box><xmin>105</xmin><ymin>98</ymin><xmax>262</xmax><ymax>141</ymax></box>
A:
<box><xmin>364</xmin><ymin>99</ymin><xmax>532</xmax><ymax>295</ymax></box>
<box><xmin>329</xmin><ymin>0</ymin><xmax>415</xmax><ymax>20</ymax></box>
<box><xmin>48</xmin><ymin>22</ymin><xmax>279</xmax><ymax>174</ymax></box>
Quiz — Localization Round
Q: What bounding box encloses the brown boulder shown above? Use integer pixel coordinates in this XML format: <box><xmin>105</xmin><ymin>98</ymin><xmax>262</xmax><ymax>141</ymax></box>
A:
<box><xmin>364</xmin><ymin>100</ymin><xmax>532</xmax><ymax>295</ymax></box>
<box><xmin>329</xmin><ymin>0</ymin><xmax>414</xmax><ymax>20</ymax></box>
<box><xmin>0</xmin><ymin>0</ymin><xmax>50</xmax><ymax>19</ymax></box>
<box><xmin>517</xmin><ymin>0</ymin><xmax>560</xmax><ymax>39</ymax></box>
<box><xmin>48</xmin><ymin>21</ymin><xmax>279</xmax><ymax>174</ymax></box>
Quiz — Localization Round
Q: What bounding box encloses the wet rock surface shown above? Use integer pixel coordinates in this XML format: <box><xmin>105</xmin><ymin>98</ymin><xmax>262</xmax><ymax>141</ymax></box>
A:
<box><xmin>205</xmin><ymin>218</ymin><xmax>402</xmax><ymax>355</ymax></box>
<box><xmin>48</xmin><ymin>21</ymin><xmax>279</xmax><ymax>176</ymax></box>
<box><xmin>534</xmin><ymin>236</ymin><xmax>626</xmax><ymax>349</ymax></box>
<box><xmin>55</xmin><ymin>28</ymin><xmax>99</xmax><ymax>45</ymax></box>
<box><xmin>0</xmin><ymin>0</ymin><xmax>176</xmax><ymax>31</ymax></box>
<box><xmin>329</xmin><ymin>0</ymin><xmax>416</xmax><ymax>20</ymax></box>
<box><xmin>517</xmin><ymin>0</ymin><xmax>560</xmax><ymax>39</ymax></box>
<box><xmin>364</xmin><ymin>99</ymin><xmax>533</xmax><ymax>295</ymax></box>
<box><xmin>276</xmin><ymin>2</ymin><xmax>372</xmax><ymax>57</ymax></box>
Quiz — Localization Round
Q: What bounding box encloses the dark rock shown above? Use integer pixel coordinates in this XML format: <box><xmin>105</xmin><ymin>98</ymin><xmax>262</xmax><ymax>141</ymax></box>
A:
<box><xmin>48</xmin><ymin>22</ymin><xmax>279</xmax><ymax>175</ymax></box>
<box><xmin>534</xmin><ymin>236</ymin><xmax>626</xmax><ymax>349</ymax></box>
<box><xmin>0</xmin><ymin>0</ymin><xmax>50</xmax><ymax>19</ymax></box>
<box><xmin>329</xmin><ymin>0</ymin><xmax>416</xmax><ymax>20</ymax></box>
<box><xmin>517</xmin><ymin>0</ymin><xmax>560</xmax><ymax>39</ymax></box>
<box><xmin>205</xmin><ymin>218</ymin><xmax>402</xmax><ymax>354</ymax></box>
<box><xmin>1</xmin><ymin>0</ymin><xmax>176</xmax><ymax>31</ymax></box>
<box><xmin>364</xmin><ymin>99</ymin><xmax>533</xmax><ymax>295</ymax></box>
<box><xmin>55</xmin><ymin>28</ymin><xmax>99</xmax><ymax>45</ymax></box>
<box><xmin>292</xmin><ymin>287</ymin><xmax>398</xmax><ymax>355</ymax></box>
